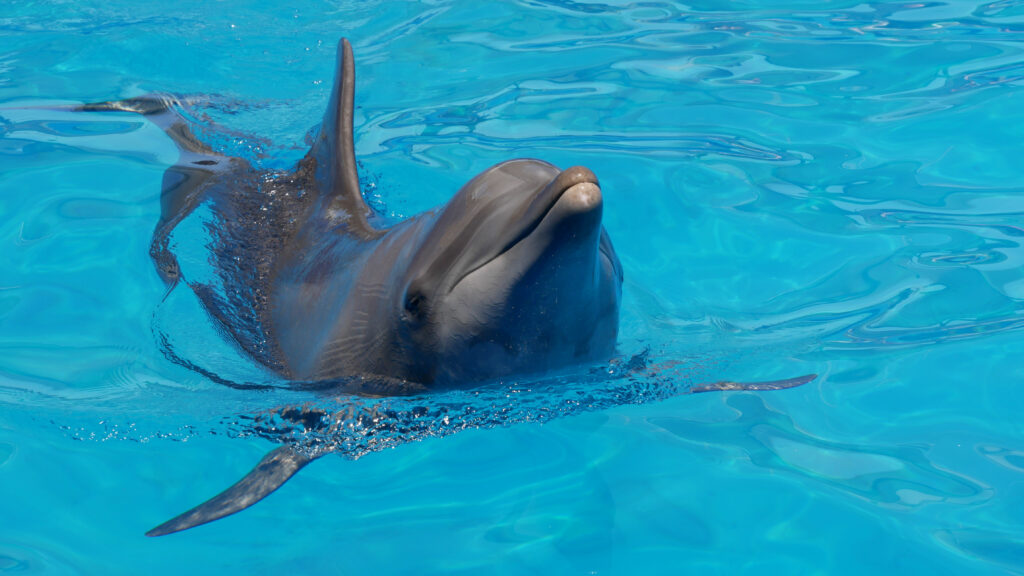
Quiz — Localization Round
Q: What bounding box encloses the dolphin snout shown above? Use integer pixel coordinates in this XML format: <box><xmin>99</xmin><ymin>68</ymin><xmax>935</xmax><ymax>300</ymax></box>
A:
<box><xmin>541</xmin><ymin>169</ymin><xmax>604</xmax><ymax>257</ymax></box>
<box><xmin>560</xmin><ymin>181</ymin><xmax>602</xmax><ymax>213</ymax></box>
<box><xmin>547</xmin><ymin>166</ymin><xmax>602</xmax><ymax>228</ymax></box>
<box><xmin>526</xmin><ymin>165</ymin><xmax>600</xmax><ymax>221</ymax></box>
<box><xmin>554</xmin><ymin>165</ymin><xmax>599</xmax><ymax>190</ymax></box>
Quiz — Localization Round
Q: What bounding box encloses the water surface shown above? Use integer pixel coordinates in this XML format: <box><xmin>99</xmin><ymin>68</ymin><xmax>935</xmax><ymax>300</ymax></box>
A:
<box><xmin>2</xmin><ymin>1</ymin><xmax>1024</xmax><ymax>574</ymax></box>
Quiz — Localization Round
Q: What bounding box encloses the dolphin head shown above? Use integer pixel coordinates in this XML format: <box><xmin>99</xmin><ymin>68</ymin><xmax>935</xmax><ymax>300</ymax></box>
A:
<box><xmin>397</xmin><ymin>159</ymin><xmax>623</xmax><ymax>386</ymax></box>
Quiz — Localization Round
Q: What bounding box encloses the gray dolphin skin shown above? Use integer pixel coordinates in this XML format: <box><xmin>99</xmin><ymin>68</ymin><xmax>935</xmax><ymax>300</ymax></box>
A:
<box><xmin>103</xmin><ymin>39</ymin><xmax>624</xmax><ymax>390</ymax></box>
<box><xmin>82</xmin><ymin>38</ymin><xmax>816</xmax><ymax>536</ymax></box>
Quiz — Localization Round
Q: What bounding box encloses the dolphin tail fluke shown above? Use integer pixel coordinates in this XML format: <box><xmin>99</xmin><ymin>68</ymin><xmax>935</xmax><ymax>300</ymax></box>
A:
<box><xmin>690</xmin><ymin>373</ymin><xmax>817</xmax><ymax>394</ymax></box>
<box><xmin>76</xmin><ymin>95</ymin><xmax>221</xmax><ymax>157</ymax></box>
<box><xmin>146</xmin><ymin>446</ymin><xmax>315</xmax><ymax>537</ymax></box>
<box><xmin>77</xmin><ymin>95</ymin><xmax>177</xmax><ymax>116</ymax></box>
<box><xmin>77</xmin><ymin>94</ymin><xmax>231</xmax><ymax>287</ymax></box>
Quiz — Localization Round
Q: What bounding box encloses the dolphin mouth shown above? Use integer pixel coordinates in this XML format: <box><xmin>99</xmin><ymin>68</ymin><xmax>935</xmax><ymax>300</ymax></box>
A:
<box><xmin>498</xmin><ymin>166</ymin><xmax>600</xmax><ymax>253</ymax></box>
<box><xmin>448</xmin><ymin>166</ymin><xmax>601</xmax><ymax>293</ymax></box>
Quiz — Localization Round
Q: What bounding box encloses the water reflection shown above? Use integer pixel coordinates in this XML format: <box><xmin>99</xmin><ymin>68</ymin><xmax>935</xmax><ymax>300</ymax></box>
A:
<box><xmin>651</xmin><ymin>393</ymin><xmax>990</xmax><ymax>508</ymax></box>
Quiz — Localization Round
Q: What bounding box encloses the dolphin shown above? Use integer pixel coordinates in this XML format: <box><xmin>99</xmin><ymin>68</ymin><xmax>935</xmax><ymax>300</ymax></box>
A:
<box><xmin>89</xmin><ymin>39</ymin><xmax>622</xmax><ymax>390</ymax></box>
<box><xmin>80</xmin><ymin>38</ymin><xmax>816</xmax><ymax>536</ymax></box>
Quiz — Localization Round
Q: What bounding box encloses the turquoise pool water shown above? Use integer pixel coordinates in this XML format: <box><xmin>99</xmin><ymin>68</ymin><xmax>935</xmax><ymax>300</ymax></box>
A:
<box><xmin>3</xmin><ymin>0</ymin><xmax>1024</xmax><ymax>573</ymax></box>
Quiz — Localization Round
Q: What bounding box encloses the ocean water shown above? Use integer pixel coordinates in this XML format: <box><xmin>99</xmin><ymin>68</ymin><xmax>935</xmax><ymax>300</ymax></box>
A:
<box><xmin>2</xmin><ymin>0</ymin><xmax>1024</xmax><ymax>573</ymax></box>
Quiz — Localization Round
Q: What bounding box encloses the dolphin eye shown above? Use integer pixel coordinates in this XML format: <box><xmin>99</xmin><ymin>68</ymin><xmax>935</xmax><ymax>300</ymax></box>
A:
<box><xmin>403</xmin><ymin>290</ymin><xmax>427</xmax><ymax>320</ymax></box>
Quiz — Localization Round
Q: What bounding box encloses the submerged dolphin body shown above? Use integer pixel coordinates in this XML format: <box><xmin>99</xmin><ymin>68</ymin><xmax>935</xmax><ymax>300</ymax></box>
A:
<box><xmin>81</xmin><ymin>39</ymin><xmax>816</xmax><ymax>536</ymax></box>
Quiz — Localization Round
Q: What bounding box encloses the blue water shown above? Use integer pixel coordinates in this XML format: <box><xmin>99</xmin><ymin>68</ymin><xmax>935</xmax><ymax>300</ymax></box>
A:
<box><xmin>3</xmin><ymin>0</ymin><xmax>1024</xmax><ymax>573</ymax></box>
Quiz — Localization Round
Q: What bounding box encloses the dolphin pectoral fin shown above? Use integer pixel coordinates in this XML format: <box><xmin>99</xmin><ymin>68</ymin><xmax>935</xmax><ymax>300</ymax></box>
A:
<box><xmin>146</xmin><ymin>446</ymin><xmax>315</xmax><ymax>537</ymax></box>
<box><xmin>690</xmin><ymin>373</ymin><xmax>817</xmax><ymax>394</ymax></box>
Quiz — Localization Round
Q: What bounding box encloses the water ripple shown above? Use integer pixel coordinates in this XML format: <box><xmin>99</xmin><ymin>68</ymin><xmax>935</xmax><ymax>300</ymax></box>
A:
<box><xmin>651</xmin><ymin>393</ymin><xmax>991</xmax><ymax>509</ymax></box>
<box><xmin>936</xmin><ymin>529</ymin><xmax>1024</xmax><ymax>574</ymax></box>
<box><xmin>1</xmin><ymin>1</ymin><xmax>1023</xmax><ymax>571</ymax></box>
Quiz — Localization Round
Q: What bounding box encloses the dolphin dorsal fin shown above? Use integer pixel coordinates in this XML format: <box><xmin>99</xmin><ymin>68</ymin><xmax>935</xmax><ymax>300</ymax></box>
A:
<box><xmin>306</xmin><ymin>38</ymin><xmax>375</xmax><ymax>237</ymax></box>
